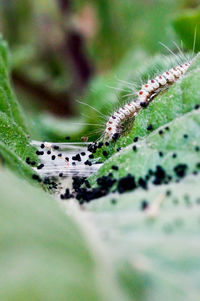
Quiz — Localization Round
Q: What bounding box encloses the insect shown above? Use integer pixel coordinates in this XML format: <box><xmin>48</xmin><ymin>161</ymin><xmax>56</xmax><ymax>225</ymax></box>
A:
<box><xmin>31</xmin><ymin>38</ymin><xmax>197</xmax><ymax>197</ymax></box>
<box><xmin>104</xmin><ymin>60</ymin><xmax>192</xmax><ymax>141</ymax></box>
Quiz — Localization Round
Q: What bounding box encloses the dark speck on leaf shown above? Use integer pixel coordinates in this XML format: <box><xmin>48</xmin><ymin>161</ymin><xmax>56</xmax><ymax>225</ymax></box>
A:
<box><xmin>32</xmin><ymin>174</ymin><xmax>42</xmax><ymax>182</ymax></box>
<box><xmin>138</xmin><ymin>178</ymin><xmax>147</xmax><ymax>189</ymax></box>
<box><xmin>153</xmin><ymin>165</ymin><xmax>166</xmax><ymax>185</ymax></box>
<box><xmin>174</xmin><ymin>164</ymin><xmax>188</xmax><ymax>178</ymax></box>
<box><xmin>196</xmin><ymin>162</ymin><xmax>200</xmax><ymax>169</ymax></box>
<box><xmin>72</xmin><ymin>154</ymin><xmax>81</xmax><ymax>162</ymax></box>
<box><xmin>37</xmin><ymin>164</ymin><xmax>44</xmax><ymax>170</ymax></box>
<box><xmin>84</xmin><ymin>160</ymin><xmax>92</xmax><ymax>166</ymax></box>
<box><xmin>141</xmin><ymin>200</ymin><xmax>149</xmax><ymax>210</ymax></box>
<box><xmin>103</xmin><ymin>150</ymin><xmax>108</xmax><ymax>157</ymax></box>
<box><xmin>166</xmin><ymin>190</ymin><xmax>171</xmax><ymax>196</ymax></box>
<box><xmin>53</xmin><ymin>145</ymin><xmax>59</xmax><ymax>150</ymax></box>
<box><xmin>117</xmin><ymin>174</ymin><xmax>136</xmax><ymax>193</ymax></box>
<box><xmin>147</xmin><ymin>124</ymin><xmax>153</xmax><ymax>131</ymax></box>
<box><xmin>36</xmin><ymin>150</ymin><xmax>44</xmax><ymax>156</ymax></box>
<box><xmin>112</xmin><ymin>165</ymin><xmax>118</xmax><ymax>171</ymax></box>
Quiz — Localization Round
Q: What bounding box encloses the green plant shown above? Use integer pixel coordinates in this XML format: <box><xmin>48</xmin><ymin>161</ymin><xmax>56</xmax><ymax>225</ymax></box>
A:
<box><xmin>1</xmin><ymin>5</ymin><xmax>200</xmax><ymax>297</ymax></box>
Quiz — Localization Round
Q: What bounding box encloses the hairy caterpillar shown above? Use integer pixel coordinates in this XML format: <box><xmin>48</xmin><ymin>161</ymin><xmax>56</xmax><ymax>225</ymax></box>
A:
<box><xmin>104</xmin><ymin>61</ymin><xmax>191</xmax><ymax>140</ymax></box>
<box><xmin>31</xmin><ymin>41</ymin><xmax>197</xmax><ymax>200</ymax></box>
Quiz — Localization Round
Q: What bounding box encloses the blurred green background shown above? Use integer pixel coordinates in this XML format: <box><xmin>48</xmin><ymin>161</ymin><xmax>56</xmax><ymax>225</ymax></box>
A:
<box><xmin>0</xmin><ymin>0</ymin><xmax>199</xmax><ymax>141</ymax></box>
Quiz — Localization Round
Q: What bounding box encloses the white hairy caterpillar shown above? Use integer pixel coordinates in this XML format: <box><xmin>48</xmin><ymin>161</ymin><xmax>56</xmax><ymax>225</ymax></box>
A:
<box><xmin>32</xmin><ymin>40</ymin><xmax>197</xmax><ymax>185</ymax></box>
<box><xmin>33</xmin><ymin>58</ymin><xmax>193</xmax><ymax>181</ymax></box>
<box><xmin>104</xmin><ymin>61</ymin><xmax>192</xmax><ymax>140</ymax></box>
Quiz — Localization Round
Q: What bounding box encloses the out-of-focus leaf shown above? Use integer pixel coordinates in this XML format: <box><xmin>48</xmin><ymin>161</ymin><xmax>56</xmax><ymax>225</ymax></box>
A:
<box><xmin>75</xmin><ymin>0</ymin><xmax>183</xmax><ymax>67</ymax></box>
<box><xmin>173</xmin><ymin>8</ymin><xmax>200</xmax><ymax>53</ymax></box>
<box><xmin>0</xmin><ymin>168</ymin><xmax>132</xmax><ymax>301</ymax></box>
<box><xmin>86</xmin><ymin>173</ymin><xmax>200</xmax><ymax>300</ymax></box>
<box><xmin>32</xmin><ymin>114</ymin><xmax>88</xmax><ymax>142</ymax></box>
<box><xmin>11</xmin><ymin>44</ymin><xmax>36</xmax><ymax>70</ymax></box>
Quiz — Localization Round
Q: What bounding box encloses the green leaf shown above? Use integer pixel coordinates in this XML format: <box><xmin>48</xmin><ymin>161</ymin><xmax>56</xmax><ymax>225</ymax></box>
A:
<box><xmin>0</xmin><ymin>36</ymin><xmax>28</xmax><ymax>132</ymax></box>
<box><xmin>96</xmin><ymin>52</ymin><xmax>200</xmax><ymax>159</ymax></box>
<box><xmin>173</xmin><ymin>8</ymin><xmax>200</xmax><ymax>53</ymax></box>
<box><xmin>0</xmin><ymin>168</ymin><xmax>132</xmax><ymax>301</ymax></box>
<box><xmin>86</xmin><ymin>173</ymin><xmax>200</xmax><ymax>300</ymax></box>
<box><xmin>90</xmin><ymin>108</ymin><xmax>200</xmax><ymax>188</ymax></box>
<box><xmin>0</xmin><ymin>112</ymin><xmax>38</xmax><ymax>181</ymax></box>
<box><xmin>0</xmin><ymin>36</ymin><xmax>38</xmax><ymax>178</ymax></box>
<box><xmin>0</xmin><ymin>111</ymin><xmax>35</xmax><ymax>160</ymax></box>
<box><xmin>0</xmin><ymin>35</ymin><xmax>10</xmax><ymax>70</ymax></box>
<box><xmin>0</xmin><ymin>142</ymin><xmax>35</xmax><ymax>180</ymax></box>
<box><xmin>83</xmin><ymin>50</ymin><xmax>200</xmax><ymax>300</ymax></box>
<box><xmin>32</xmin><ymin>114</ymin><xmax>88</xmax><ymax>142</ymax></box>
